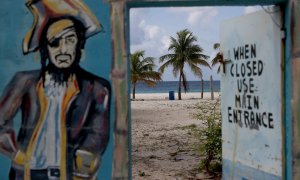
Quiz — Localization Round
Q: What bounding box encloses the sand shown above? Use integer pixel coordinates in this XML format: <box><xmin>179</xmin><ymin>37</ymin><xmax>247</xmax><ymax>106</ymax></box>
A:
<box><xmin>131</xmin><ymin>92</ymin><xmax>221</xmax><ymax>180</ymax></box>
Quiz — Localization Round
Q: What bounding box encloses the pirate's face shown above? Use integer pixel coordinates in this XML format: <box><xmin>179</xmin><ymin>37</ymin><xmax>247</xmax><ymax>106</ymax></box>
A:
<box><xmin>46</xmin><ymin>20</ymin><xmax>78</xmax><ymax>69</ymax></box>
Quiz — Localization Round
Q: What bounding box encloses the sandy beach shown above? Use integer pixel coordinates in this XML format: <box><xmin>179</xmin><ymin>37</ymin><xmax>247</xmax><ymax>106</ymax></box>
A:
<box><xmin>131</xmin><ymin>92</ymin><xmax>221</xmax><ymax>179</ymax></box>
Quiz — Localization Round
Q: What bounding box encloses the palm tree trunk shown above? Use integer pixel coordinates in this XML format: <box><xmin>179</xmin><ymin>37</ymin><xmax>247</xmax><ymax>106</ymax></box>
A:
<box><xmin>210</xmin><ymin>75</ymin><xmax>214</xmax><ymax>100</ymax></box>
<box><xmin>201</xmin><ymin>78</ymin><xmax>204</xmax><ymax>99</ymax></box>
<box><xmin>133</xmin><ymin>83</ymin><xmax>136</xmax><ymax>99</ymax></box>
<box><xmin>178</xmin><ymin>73</ymin><xmax>182</xmax><ymax>100</ymax></box>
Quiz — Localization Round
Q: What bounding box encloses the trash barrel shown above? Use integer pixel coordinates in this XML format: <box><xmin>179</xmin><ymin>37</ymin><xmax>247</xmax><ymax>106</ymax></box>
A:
<box><xmin>169</xmin><ymin>91</ymin><xmax>175</xmax><ymax>100</ymax></box>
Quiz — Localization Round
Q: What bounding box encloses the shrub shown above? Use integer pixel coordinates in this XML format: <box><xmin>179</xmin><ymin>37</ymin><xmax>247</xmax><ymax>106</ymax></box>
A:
<box><xmin>192</xmin><ymin>98</ymin><xmax>222</xmax><ymax>174</ymax></box>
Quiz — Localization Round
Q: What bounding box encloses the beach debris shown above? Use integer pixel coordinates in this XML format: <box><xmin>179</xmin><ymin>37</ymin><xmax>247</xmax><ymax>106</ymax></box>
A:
<box><xmin>169</xmin><ymin>151</ymin><xmax>178</xmax><ymax>157</ymax></box>
<box><xmin>138</xmin><ymin>170</ymin><xmax>146</xmax><ymax>177</ymax></box>
<box><xmin>149</xmin><ymin>155</ymin><xmax>157</xmax><ymax>159</ymax></box>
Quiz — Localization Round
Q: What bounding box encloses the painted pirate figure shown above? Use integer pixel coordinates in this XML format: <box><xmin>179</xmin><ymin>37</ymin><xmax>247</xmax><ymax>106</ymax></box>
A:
<box><xmin>0</xmin><ymin>0</ymin><xmax>110</xmax><ymax>179</ymax></box>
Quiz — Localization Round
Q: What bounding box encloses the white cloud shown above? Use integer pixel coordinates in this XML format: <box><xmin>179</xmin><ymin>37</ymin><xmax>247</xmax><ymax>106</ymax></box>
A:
<box><xmin>199</xmin><ymin>8</ymin><xmax>218</xmax><ymax>24</ymax></box>
<box><xmin>188</xmin><ymin>11</ymin><xmax>204</xmax><ymax>25</ymax></box>
<box><xmin>145</xmin><ymin>25</ymin><xmax>160</xmax><ymax>40</ymax></box>
<box><xmin>160</xmin><ymin>35</ymin><xmax>171</xmax><ymax>54</ymax></box>
<box><xmin>131</xmin><ymin>26</ymin><xmax>168</xmax><ymax>56</ymax></box>
<box><xmin>131</xmin><ymin>20</ymin><xmax>166</xmax><ymax>55</ymax></box>
<box><xmin>138</xmin><ymin>19</ymin><xmax>146</xmax><ymax>28</ymax></box>
<box><xmin>167</xmin><ymin>7</ymin><xmax>191</xmax><ymax>13</ymax></box>
<box><xmin>131</xmin><ymin>41</ymin><xmax>156</xmax><ymax>53</ymax></box>
<box><xmin>137</xmin><ymin>19</ymin><xmax>161</xmax><ymax>40</ymax></box>
<box><xmin>168</xmin><ymin>7</ymin><xmax>219</xmax><ymax>26</ymax></box>
<box><xmin>244</xmin><ymin>6</ymin><xmax>260</xmax><ymax>14</ymax></box>
<box><xmin>130</xmin><ymin>9</ymin><xmax>149</xmax><ymax>45</ymax></box>
<box><xmin>130</xmin><ymin>9</ymin><xmax>169</xmax><ymax>57</ymax></box>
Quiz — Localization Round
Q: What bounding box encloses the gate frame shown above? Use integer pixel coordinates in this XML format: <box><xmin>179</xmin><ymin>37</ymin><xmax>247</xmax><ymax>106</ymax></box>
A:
<box><xmin>109</xmin><ymin>0</ymin><xmax>293</xmax><ymax>179</ymax></box>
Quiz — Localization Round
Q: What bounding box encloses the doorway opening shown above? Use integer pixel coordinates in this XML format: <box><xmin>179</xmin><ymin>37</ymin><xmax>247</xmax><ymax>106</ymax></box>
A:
<box><xmin>128</xmin><ymin>5</ymin><xmax>280</xmax><ymax>179</ymax></box>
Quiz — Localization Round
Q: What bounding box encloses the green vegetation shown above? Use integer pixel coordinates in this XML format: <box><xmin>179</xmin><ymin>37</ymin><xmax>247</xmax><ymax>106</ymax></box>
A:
<box><xmin>159</xmin><ymin>29</ymin><xmax>210</xmax><ymax>100</ymax></box>
<box><xmin>191</xmin><ymin>98</ymin><xmax>222</xmax><ymax>174</ymax></box>
<box><xmin>138</xmin><ymin>170</ymin><xmax>146</xmax><ymax>177</ymax></box>
<box><xmin>211</xmin><ymin>43</ymin><xmax>231</xmax><ymax>74</ymax></box>
<box><xmin>130</xmin><ymin>50</ymin><xmax>162</xmax><ymax>99</ymax></box>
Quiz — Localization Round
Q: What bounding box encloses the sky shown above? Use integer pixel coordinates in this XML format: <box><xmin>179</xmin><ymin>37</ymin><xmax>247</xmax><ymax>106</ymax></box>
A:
<box><xmin>129</xmin><ymin>6</ymin><xmax>262</xmax><ymax>81</ymax></box>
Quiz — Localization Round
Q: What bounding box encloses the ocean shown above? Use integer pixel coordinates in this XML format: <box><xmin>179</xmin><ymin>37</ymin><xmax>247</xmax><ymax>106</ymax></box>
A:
<box><xmin>133</xmin><ymin>80</ymin><xmax>220</xmax><ymax>94</ymax></box>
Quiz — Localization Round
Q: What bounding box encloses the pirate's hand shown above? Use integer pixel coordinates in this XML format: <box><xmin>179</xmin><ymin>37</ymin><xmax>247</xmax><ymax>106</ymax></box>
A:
<box><xmin>0</xmin><ymin>131</ymin><xmax>18</xmax><ymax>157</ymax></box>
<box><xmin>73</xmin><ymin>149</ymin><xmax>101</xmax><ymax>178</ymax></box>
<box><xmin>13</xmin><ymin>150</ymin><xmax>26</xmax><ymax>167</ymax></box>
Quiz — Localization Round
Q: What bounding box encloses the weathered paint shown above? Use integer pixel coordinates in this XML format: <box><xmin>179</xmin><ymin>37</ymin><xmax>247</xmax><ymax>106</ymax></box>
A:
<box><xmin>0</xmin><ymin>0</ymin><xmax>296</xmax><ymax>179</ymax></box>
<box><xmin>0</xmin><ymin>0</ymin><xmax>114</xmax><ymax>179</ymax></box>
<box><xmin>221</xmin><ymin>8</ymin><xmax>283</xmax><ymax>179</ymax></box>
<box><xmin>223</xmin><ymin>159</ymin><xmax>281</xmax><ymax>180</ymax></box>
<box><xmin>283</xmin><ymin>1</ymin><xmax>292</xmax><ymax>179</ymax></box>
<box><xmin>110</xmin><ymin>0</ymin><xmax>130</xmax><ymax>179</ymax></box>
<box><xmin>292</xmin><ymin>0</ymin><xmax>300</xmax><ymax>179</ymax></box>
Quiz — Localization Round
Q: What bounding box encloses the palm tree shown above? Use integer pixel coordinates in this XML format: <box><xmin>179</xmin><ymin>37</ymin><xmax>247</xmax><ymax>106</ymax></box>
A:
<box><xmin>211</xmin><ymin>43</ymin><xmax>231</xmax><ymax>73</ymax></box>
<box><xmin>159</xmin><ymin>29</ymin><xmax>210</xmax><ymax>100</ymax></box>
<box><xmin>131</xmin><ymin>50</ymin><xmax>162</xmax><ymax>99</ymax></box>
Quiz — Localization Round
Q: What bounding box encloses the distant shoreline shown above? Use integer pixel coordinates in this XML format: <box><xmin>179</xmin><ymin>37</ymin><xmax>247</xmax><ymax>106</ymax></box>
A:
<box><xmin>131</xmin><ymin>92</ymin><xmax>220</xmax><ymax>100</ymax></box>
<box><xmin>134</xmin><ymin>91</ymin><xmax>220</xmax><ymax>94</ymax></box>
<box><xmin>133</xmin><ymin>80</ymin><xmax>220</xmax><ymax>94</ymax></box>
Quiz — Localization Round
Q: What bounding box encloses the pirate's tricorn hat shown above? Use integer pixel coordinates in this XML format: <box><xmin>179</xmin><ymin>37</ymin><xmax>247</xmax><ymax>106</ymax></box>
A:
<box><xmin>23</xmin><ymin>0</ymin><xmax>103</xmax><ymax>54</ymax></box>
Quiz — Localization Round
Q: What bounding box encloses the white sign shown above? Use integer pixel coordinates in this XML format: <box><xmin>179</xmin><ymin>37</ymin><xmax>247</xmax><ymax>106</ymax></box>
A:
<box><xmin>221</xmin><ymin>9</ymin><xmax>282</xmax><ymax>177</ymax></box>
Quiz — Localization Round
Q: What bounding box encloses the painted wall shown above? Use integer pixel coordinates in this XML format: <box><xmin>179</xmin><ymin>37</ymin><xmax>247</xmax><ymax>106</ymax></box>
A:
<box><xmin>0</xmin><ymin>0</ymin><xmax>115</xmax><ymax>179</ymax></box>
<box><xmin>0</xmin><ymin>0</ymin><xmax>294</xmax><ymax>179</ymax></box>
<box><xmin>221</xmin><ymin>9</ymin><xmax>283</xmax><ymax>179</ymax></box>
<box><xmin>292</xmin><ymin>0</ymin><xmax>300</xmax><ymax>179</ymax></box>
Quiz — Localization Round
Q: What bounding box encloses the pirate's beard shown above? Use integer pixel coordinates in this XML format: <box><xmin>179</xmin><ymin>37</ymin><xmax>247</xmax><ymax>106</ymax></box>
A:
<box><xmin>42</xmin><ymin>60</ymin><xmax>79</xmax><ymax>86</ymax></box>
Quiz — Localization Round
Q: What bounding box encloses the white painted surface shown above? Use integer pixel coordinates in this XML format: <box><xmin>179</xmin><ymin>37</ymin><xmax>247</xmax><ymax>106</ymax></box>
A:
<box><xmin>221</xmin><ymin>8</ymin><xmax>282</xmax><ymax>177</ymax></box>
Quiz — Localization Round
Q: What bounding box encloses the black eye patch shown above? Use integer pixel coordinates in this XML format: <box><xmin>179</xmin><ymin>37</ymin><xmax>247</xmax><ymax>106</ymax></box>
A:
<box><xmin>48</xmin><ymin>38</ymin><xmax>60</xmax><ymax>48</ymax></box>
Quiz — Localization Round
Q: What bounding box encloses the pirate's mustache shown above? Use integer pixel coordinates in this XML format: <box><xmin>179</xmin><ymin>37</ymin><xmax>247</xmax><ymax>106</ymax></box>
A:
<box><xmin>55</xmin><ymin>54</ymin><xmax>72</xmax><ymax>61</ymax></box>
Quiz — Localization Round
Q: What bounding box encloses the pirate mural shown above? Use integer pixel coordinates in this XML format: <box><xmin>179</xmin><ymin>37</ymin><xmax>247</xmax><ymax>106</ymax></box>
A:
<box><xmin>0</xmin><ymin>0</ymin><xmax>111</xmax><ymax>179</ymax></box>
